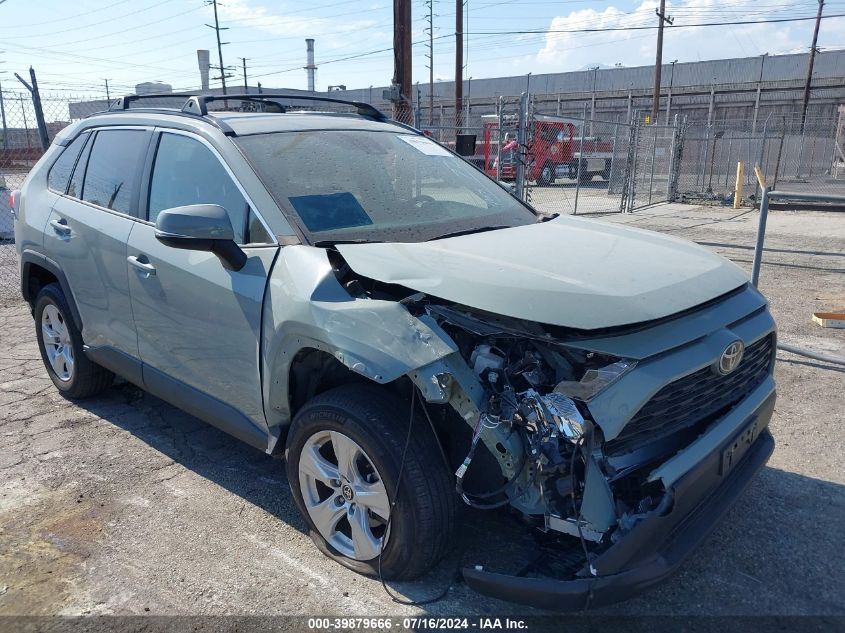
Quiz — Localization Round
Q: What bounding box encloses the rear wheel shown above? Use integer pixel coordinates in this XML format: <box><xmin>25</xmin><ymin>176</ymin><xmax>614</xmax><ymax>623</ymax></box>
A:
<box><xmin>285</xmin><ymin>384</ymin><xmax>455</xmax><ymax>580</ymax></box>
<box><xmin>34</xmin><ymin>283</ymin><xmax>114</xmax><ymax>399</ymax></box>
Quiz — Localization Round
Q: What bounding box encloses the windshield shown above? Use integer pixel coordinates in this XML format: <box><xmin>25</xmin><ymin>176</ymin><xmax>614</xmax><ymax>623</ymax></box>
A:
<box><xmin>235</xmin><ymin>130</ymin><xmax>536</xmax><ymax>243</ymax></box>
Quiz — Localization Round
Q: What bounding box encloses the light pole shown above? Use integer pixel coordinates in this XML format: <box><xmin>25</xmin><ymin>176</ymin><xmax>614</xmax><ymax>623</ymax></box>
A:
<box><xmin>665</xmin><ymin>59</ymin><xmax>677</xmax><ymax>121</ymax></box>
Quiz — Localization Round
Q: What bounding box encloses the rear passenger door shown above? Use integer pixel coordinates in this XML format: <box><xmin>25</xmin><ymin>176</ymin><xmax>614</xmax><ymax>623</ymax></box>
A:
<box><xmin>45</xmin><ymin>127</ymin><xmax>152</xmax><ymax>366</ymax></box>
<box><xmin>126</xmin><ymin>130</ymin><xmax>277</xmax><ymax>443</ymax></box>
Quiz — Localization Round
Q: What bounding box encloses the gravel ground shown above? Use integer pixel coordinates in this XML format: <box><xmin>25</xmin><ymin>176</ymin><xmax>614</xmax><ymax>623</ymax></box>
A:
<box><xmin>0</xmin><ymin>203</ymin><xmax>843</xmax><ymax>619</ymax></box>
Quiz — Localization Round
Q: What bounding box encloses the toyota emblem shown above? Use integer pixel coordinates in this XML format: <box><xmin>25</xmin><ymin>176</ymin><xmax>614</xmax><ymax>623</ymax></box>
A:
<box><xmin>717</xmin><ymin>341</ymin><xmax>744</xmax><ymax>375</ymax></box>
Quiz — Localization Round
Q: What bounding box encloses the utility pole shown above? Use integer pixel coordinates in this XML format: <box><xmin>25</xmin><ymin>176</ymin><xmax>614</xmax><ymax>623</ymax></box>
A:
<box><xmin>392</xmin><ymin>0</ymin><xmax>412</xmax><ymax>122</ymax></box>
<box><xmin>651</xmin><ymin>0</ymin><xmax>673</xmax><ymax>124</ymax></box>
<box><xmin>800</xmin><ymin>0</ymin><xmax>824</xmax><ymax>133</ymax></box>
<box><xmin>455</xmin><ymin>0</ymin><xmax>463</xmax><ymax>128</ymax></box>
<box><xmin>425</xmin><ymin>0</ymin><xmax>434</xmax><ymax>125</ymax></box>
<box><xmin>206</xmin><ymin>0</ymin><xmax>229</xmax><ymax>95</ymax></box>
<box><xmin>104</xmin><ymin>79</ymin><xmax>111</xmax><ymax>103</ymax></box>
<box><xmin>239</xmin><ymin>57</ymin><xmax>249</xmax><ymax>92</ymax></box>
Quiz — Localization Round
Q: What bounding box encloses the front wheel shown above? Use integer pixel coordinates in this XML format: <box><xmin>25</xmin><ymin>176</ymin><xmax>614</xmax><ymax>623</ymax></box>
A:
<box><xmin>285</xmin><ymin>384</ymin><xmax>455</xmax><ymax>580</ymax></box>
<box><xmin>537</xmin><ymin>164</ymin><xmax>555</xmax><ymax>186</ymax></box>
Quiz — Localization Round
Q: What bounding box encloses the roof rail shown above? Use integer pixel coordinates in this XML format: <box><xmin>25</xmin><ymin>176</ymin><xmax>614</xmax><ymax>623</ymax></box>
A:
<box><xmin>181</xmin><ymin>94</ymin><xmax>388</xmax><ymax>121</ymax></box>
<box><xmin>108</xmin><ymin>92</ymin><xmax>388</xmax><ymax>122</ymax></box>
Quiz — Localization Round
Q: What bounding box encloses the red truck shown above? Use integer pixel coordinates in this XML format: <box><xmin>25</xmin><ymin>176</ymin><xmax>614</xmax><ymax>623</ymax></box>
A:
<box><xmin>482</xmin><ymin>114</ymin><xmax>614</xmax><ymax>185</ymax></box>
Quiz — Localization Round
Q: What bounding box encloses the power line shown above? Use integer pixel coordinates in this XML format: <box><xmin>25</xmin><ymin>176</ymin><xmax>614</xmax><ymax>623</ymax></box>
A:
<box><xmin>462</xmin><ymin>12</ymin><xmax>845</xmax><ymax>35</ymax></box>
<box><xmin>2</xmin><ymin>0</ymin><xmax>176</xmax><ymax>39</ymax></box>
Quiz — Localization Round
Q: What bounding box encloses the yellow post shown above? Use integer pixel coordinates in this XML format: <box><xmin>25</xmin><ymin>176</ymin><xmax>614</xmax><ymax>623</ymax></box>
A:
<box><xmin>733</xmin><ymin>161</ymin><xmax>744</xmax><ymax>209</ymax></box>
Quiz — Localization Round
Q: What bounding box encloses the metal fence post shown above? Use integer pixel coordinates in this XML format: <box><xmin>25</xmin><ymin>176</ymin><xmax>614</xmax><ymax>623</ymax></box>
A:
<box><xmin>496</xmin><ymin>96</ymin><xmax>504</xmax><ymax>182</ymax></box>
<box><xmin>751</xmin><ymin>187</ymin><xmax>770</xmax><ymax>287</ymax></box>
<box><xmin>772</xmin><ymin>127</ymin><xmax>785</xmax><ymax>191</ymax></box>
<box><xmin>647</xmin><ymin>124</ymin><xmax>657</xmax><ymax>205</ymax></box>
<box><xmin>795</xmin><ymin>126</ymin><xmax>806</xmax><ymax>178</ymax></box>
<box><xmin>0</xmin><ymin>80</ymin><xmax>8</xmax><ymax>150</ymax></box>
<box><xmin>724</xmin><ymin>132</ymin><xmax>733</xmax><ymax>188</ymax></box>
<box><xmin>754</xmin><ymin>115</ymin><xmax>771</xmax><ymax>200</ymax></box>
<box><xmin>667</xmin><ymin>114</ymin><xmax>680</xmax><ymax>200</ymax></box>
<box><xmin>515</xmin><ymin>91</ymin><xmax>528</xmax><ymax>201</ymax></box>
<box><xmin>608</xmin><ymin>114</ymin><xmax>620</xmax><ymax>194</ymax></box>
<box><xmin>573</xmin><ymin>102</ymin><xmax>587</xmax><ymax>215</ymax></box>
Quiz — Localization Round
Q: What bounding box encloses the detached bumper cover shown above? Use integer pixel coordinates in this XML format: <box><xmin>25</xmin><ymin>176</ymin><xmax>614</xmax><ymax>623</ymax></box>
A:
<box><xmin>463</xmin><ymin>393</ymin><xmax>776</xmax><ymax>611</ymax></box>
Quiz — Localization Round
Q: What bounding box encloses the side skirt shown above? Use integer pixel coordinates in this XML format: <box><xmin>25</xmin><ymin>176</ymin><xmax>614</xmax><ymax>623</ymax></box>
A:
<box><xmin>84</xmin><ymin>345</ymin><xmax>270</xmax><ymax>452</ymax></box>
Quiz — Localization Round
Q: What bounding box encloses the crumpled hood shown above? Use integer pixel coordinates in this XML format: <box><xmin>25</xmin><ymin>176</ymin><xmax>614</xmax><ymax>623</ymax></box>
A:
<box><xmin>335</xmin><ymin>216</ymin><xmax>748</xmax><ymax>330</ymax></box>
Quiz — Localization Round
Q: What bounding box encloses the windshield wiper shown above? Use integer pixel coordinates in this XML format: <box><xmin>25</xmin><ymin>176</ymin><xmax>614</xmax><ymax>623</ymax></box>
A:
<box><xmin>427</xmin><ymin>225</ymin><xmax>510</xmax><ymax>241</ymax></box>
<box><xmin>313</xmin><ymin>238</ymin><xmax>383</xmax><ymax>247</ymax></box>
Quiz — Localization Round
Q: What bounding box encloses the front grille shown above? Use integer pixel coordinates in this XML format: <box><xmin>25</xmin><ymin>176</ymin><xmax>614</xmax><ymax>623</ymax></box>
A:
<box><xmin>607</xmin><ymin>334</ymin><xmax>774</xmax><ymax>456</ymax></box>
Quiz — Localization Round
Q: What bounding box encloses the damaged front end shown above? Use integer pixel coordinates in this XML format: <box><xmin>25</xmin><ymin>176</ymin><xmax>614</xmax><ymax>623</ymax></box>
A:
<box><xmin>322</xmin><ymin>246</ymin><xmax>776</xmax><ymax>609</ymax></box>
<box><xmin>406</xmin><ymin>297</ymin><xmax>777</xmax><ymax>610</ymax></box>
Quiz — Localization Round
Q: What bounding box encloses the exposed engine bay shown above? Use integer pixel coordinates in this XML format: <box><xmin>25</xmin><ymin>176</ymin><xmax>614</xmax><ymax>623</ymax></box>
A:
<box><xmin>419</xmin><ymin>303</ymin><xmax>668</xmax><ymax>558</ymax></box>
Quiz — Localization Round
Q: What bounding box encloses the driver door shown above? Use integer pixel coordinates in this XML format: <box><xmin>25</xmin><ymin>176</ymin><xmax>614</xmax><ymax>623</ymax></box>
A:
<box><xmin>126</xmin><ymin>130</ymin><xmax>278</xmax><ymax>447</ymax></box>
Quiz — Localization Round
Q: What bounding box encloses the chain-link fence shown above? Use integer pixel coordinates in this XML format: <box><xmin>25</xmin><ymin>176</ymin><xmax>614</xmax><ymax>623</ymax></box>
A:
<box><xmin>2</xmin><ymin>86</ymin><xmax>843</xmax><ymax>302</ymax></box>
<box><xmin>675</xmin><ymin>113</ymin><xmax>845</xmax><ymax>204</ymax></box>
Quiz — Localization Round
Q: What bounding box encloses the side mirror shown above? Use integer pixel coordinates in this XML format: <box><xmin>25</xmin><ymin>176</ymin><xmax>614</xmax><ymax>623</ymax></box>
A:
<box><xmin>154</xmin><ymin>204</ymin><xmax>247</xmax><ymax>271</ymax></box>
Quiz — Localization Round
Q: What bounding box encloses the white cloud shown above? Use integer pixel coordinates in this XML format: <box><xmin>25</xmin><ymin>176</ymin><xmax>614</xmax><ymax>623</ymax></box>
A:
<box><xmin>211</xmin><ymin>0</ymin><xmax>381</xmax><ymax>51</ymax></box>
<box><xmin>535</xmin><ymin>0</ymin><xmax>812</xmax><ymax>70</ymax></box>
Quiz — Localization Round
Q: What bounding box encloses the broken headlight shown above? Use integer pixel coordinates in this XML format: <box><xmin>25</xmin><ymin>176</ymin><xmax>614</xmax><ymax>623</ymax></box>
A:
<box><xmin>553</xmin><ymin>358</ymin><xmax>636</xmax><ymax>401</ymax></box>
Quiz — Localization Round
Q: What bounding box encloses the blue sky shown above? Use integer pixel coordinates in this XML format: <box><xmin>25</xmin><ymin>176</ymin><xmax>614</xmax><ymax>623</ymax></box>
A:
<box><xmin>0</xmin><ymin>0</ymin><xmax>843</xmax><ymax>98</ymax></box>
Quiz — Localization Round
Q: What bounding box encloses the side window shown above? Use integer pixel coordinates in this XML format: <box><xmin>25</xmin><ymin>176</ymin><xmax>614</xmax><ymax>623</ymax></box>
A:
<box><xmin>82</xmin><ymin>129</ymin><xmax>149</xmax><ymax>214</ymax></box>
<box><xmin>67</xmin><ymin>134</ymin><xmax>93</xmax><ymax>199</ymax></box>
<box><xmin>148</xmin><ymin>133</ymin><xmax>251</xmax><ymax>244</ymax></box>
<box><xmin>247</xmin><ymin>209</ymin><xmax>272</xmax><ymax>244</ymax></box>
<box><xmin>47</xmin><ymin>132</ymin><xmax>89</xmax><ymax>194</ymax></box>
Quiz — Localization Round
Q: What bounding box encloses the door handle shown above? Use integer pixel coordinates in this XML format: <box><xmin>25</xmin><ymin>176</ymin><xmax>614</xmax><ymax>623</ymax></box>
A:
<box><xmin>127</xmin><ymin>255</ymin><xmax>156</xmax><ymax>276</ymax></box>
<box><xmin>50</xmin><ymin>218</ymin><xmax>71</xmax><ymax>236</ymax></box>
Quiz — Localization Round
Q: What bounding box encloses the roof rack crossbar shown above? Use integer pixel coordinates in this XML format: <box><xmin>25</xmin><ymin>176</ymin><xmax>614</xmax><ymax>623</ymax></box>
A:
<box><xmin>180</xmin><ymin>93</ymin><xmax>388</xmax><ymax>121</ymax></box>
<box><xmin>109</xmin><ymin>93</ymin><xmax>198</xmax><ymax>111</ymax></box>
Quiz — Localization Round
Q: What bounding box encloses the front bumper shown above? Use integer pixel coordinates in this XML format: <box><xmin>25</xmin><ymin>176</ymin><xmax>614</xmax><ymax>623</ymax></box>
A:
<box><xmin>463</xmin><ymin>391</ymin><xmax>776</xmax><ymax>611</ymax></box>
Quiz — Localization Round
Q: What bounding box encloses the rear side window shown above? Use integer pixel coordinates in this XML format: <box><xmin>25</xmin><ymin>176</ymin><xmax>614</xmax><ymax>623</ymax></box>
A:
<box><xmin>67</xmin><ymin>135</ymin><xmax>93</xmax><ymax>199</ymax></box>
<box><xmin>82</xmin><ymin>129</ymin><xmax>149</xmax><ymax>214</ymax></box>
<box><xmin>148</xmin><ymin>133</ymin><xmax>252</xmax><ymax>244</ymax></box>
<box><xmin>47</xmin><ymin>133</ymin><xmax>89</xmax><ymax>194</ymax></box>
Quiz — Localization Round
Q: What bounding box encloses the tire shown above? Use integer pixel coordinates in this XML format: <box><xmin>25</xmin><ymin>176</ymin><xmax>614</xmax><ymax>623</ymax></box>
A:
<box><xmin>285</xmin><ymin>383</ymin><xmax>455</xmax><ymax>580</ymax></box>
<box><xmin>578</xmin><ymin>160</ymin><xmax>593</xmax><ymax>183</ymax></box>
<box><xmin>34</xmin><ymin>283</ymin><xmax>114</xmax><ymax>399</ymax></box>
<box><xmin>538</xmin><ymin>164</ymin><xmax>555</xmax><ymax>186</ymax></box>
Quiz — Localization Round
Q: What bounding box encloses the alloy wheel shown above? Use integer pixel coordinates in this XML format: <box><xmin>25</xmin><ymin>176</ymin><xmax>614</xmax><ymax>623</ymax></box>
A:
<box><xmin>298</xmin><ymin>430</ymin><xmax>391</xmax><ymax>560</ymax></box>
<box><xmin>41</xmin><ymin>304</ymin><xmax>74</xmax><ymax>382</ymax></box>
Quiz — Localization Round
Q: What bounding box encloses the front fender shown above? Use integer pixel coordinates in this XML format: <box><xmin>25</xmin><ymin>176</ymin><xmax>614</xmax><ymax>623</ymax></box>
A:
<box><xmin>260</xmin><ymin>246</ymin><xmax>458</xmax><ymax>431</ymax></box>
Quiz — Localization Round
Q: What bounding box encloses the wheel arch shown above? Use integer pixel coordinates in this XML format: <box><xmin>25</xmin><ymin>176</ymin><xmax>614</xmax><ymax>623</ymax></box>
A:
<box><xmin>20</xmin><ymin>250</ymin><xmax>83</xmax><ymax>332</ymax></box>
